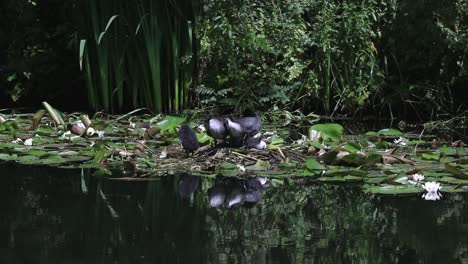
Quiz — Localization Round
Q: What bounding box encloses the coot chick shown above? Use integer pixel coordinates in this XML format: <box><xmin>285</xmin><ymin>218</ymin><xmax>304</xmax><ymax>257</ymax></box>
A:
<box><xmin>245</xmin><ymin>134</ymin><xmax>267</xmax><ymax>150</ymax></box>
<box><xmin>206</xmin><ymin>117</ymin><xmax>227</xmax><ymax>145</ymax></box>
<box><xmin>225</xmin><ymin>110</ymin><xmax>262</xmax><ymax>147</ymax></box>
<box><xmin>225</xmin><ymin>117</ymin><xmax>244</xmax><ymax>147</ymax></box>
<box><xmin>179</xmin><ymin>124</ymin><xmax>199</xmax><ymax>155</ymax></box>
<box><xmin>238</xmin><ymin>109</ymin><xmax>262</xmax><ymax>138</ymax></box>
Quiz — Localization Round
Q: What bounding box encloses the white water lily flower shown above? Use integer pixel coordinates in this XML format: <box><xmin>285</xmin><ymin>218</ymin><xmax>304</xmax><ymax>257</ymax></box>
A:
<box><xmin>96</xmin><ymin>130</ymin><xmax>105</xmax><ymax>138</ymax></box>
<box><xmin>12</xmin><ymin>138</ymin><xmax>23</xmax><ymax>144</ymax></box>
<box><xmin>421</xmin><ymin>181</ymin><xmax>442</xmax><ymax>201</ymax></box>
<box><xmin>86</xmin><ymin>127</ymin><xmax>95</xmax><ymax>137</ymax></box>
<box><xmin>24</xmin><ymin>138</ymin><xmax>33</xmax><ymax>146</ymax></box>
<box><xmin>422</xmin><ymin>181</ymin><xmax>442</xmax><ymax>193</ymax></box>
<box><xmin>394</xmin><ymin>137</ymin><xmax>409</xmax><ymax>146</ymax></box>
<box><xmin>236</xmin><ymin>164</ymin><xmax>246</xmax><ymax>173</ymax></box>
<box><xmin>422</xmin><ymin>191</ymin><xmax>442</xmax><ymax>201</ymax></box>
<box><xmin>411</xmin><ymin>173</ymin><xmax>425</xmax><ymax>182</ymax></box>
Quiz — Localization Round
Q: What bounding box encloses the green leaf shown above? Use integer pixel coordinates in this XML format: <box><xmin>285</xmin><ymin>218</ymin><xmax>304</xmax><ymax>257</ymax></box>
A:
<box><xmin>246</xmin><ymin>160</ymin><xmax>270</xmax><ymax>171</ymax></box>
<box><xmin>220</xmin><ymin>162</ymin><xmax>237</xmax><ymax>169</ymax></box>
<box><xmin>309</xmin><ymin>123</ymin><xmax>344</xmax><ymax>142</ymax></box>
<box><xmin>305</xmin><ymin>157</ymin><xmax>326</xmax><ymax>170</ymax></box>
<box><xmin>445</xmin><ymin>164</ymin><xmax>468</xmax><ymax>179</ymax></box>
<box><xmin>440</xmin><ymin>146</ymin><xmax>458</xmax><ymax>156</ymax></box>
<box><xmin>25</xmin><ymin>149</ymin><xmax>49</xmax><ymax>157</ymax></box>
<box><xmin>376</xmin><ymin>128</ymin><xmax>402</xmax><ymax>136</ymax></box>
<box><xmin>196</xmin><ymin>133</ymin><xmax>212</xmax><ymax>144</ymax></box>
<box><xmin>0</xmin><ymin>120</ymin><xmax>19</xmax><ymax>132</ymax></box>
<box><xmin>362</xmin><ymin>184</ymin><xmax>422</xmax><ymax>195</ymax></box>
<box><xmin>341</xmin><ymin>142</ymin><xmax>361</xmax><ymax>153</ymax></box>
<box><xmin>318</xmin><ymin>175</ymin><xmax>363</xmax><ymax>182</ymax></box>
<box><xmin>157</xmin><ymin>116</ymin><xmax>186</xmax><ymax>132</ymax></box>
<box><xmin>421</xmin><ymin>152</ymin><xmax>440</xmax><ymax>161</ymax></box>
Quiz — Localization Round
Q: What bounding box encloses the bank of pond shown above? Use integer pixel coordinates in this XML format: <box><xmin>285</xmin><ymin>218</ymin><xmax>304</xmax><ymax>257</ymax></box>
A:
<box><xmin>0</xmin><ymin>104</ymin><xmax>467</xmax><ymax>200</ymax></box>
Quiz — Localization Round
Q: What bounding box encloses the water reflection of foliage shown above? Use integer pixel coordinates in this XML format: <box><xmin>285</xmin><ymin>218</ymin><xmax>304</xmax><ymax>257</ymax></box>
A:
<box><xmin>2</xmin><ymin>167</ymin><xmax>468</xmax><ymax>263</ymax></box>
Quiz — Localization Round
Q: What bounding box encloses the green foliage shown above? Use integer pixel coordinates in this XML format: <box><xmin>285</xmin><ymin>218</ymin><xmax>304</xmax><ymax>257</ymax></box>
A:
<box><xmin>198</xmin><ymin>0</ymin><xmax>385</xmax><ymax>112</ymax></box>
<box><xmin>78</xmin><ymin>0</ymin><xmax>199</xmax><ymax>113</ymax></box>
<box><xmin>309</xmin><ymin>123</ymin><xmax>344</xmax><ymax>142</ymax></box>
<box><xmin>198</xmin><ymin>0</ymin><xmax>467</xmax><ymax>117</ymax></box>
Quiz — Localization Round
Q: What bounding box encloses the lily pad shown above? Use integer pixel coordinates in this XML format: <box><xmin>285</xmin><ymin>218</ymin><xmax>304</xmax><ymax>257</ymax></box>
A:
<box><xmin>445</xmin><ymin>164</ymin><xmax>468</xmax><ymax>179</ymax></box>
<box><xmin>305</xmin><ymin>157</ymin><xmax>326</xmax><ymax>171</ymax></box>
<box><xmin>362</xmin><ymin>184</ymin><xmax>422</xmax><ymax>195</ymax></box>
<box><xmin>246</xmin><ymin>160</ymin><xmax>270</xmax><ymax>171</ymax></box>
<box><xmin>422</xmin><ymin>152</ymin><xmax>440</xmax><ymax>161</ymax></box>
<box><xmin>157</xmin><ymin>116</ymin><xmax>186</xmax><ymax>132</ymax></box>
<box><xmin>309</xmin><ymin>123</ymin><xmax>344</xmax><ymax>142</ymax></box>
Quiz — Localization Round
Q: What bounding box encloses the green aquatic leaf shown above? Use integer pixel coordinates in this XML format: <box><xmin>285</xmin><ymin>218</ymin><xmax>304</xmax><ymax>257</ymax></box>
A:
<box><xmin>362</xmin><ymin>184</ymin><xmax>422</xmax><ymax>195</ymax></box>
<box><xmin>220</xmin><ymin>162</ymin><xmax>237</xmax><ymax>169</ymax></box>
<box><xmin>422</xmin><ymin>152</ymin><xmax>440</xmax><ymax>161</ymax></box>
<box><xmin>40</xmin><ymin>155</ymin><xmax>67</xmax><ymax>165</ymax></box>
<box><xmin>341</xmin><ymin>153</ymin><xmax>367</xmax><ymax>166</ymax></box>
<box><xmin>324</xmin><ymin>168</ymin><xmax>367</xmax><ymax>177</ymax></box>
<box><xmin>376</xmin><ymin>128</ymin><xmax>402</xmax><ymax>136</ymax></box>
<box><xmin>309</xmin><ymin>123</ymin><xmax>344</xmax><ymax>142</ymax></box>
<box><xmin>305</xmin><ymin>157</ymin><xmax>326</xmax><ymax>171</ymax></box>
<box><xmin>0</xmin><ymin>153</ymin><xmax>18</xmax><ymax>161</ymax></box>
<box><xmin>365</xmin><ymin>131</ymin><xmax>378</xmax><ymax>136</ymax></box>
<box><xmin>341</xmin><ymin>142</ymin><xmax>361</xmax><ymax>153</ymax></box>
<box><xmin>196</xmin><ymin>133</ymin><xmax>212</xmax><ymax>144</ymax></box>
<box><xmin>246</xmin><ymin>160</ymin><xmax>270</xmax><ymax>171</ymax></box>
<box><xmin>439</xmin><ymin>176</ymin><xmax>468</xmax><ymax>185</ymax></box>
<box><xmin>278</xmin><ymin>162</ymin><xmax>298</xmax><ymax>170</ymax></box>
<box><xmin>157</xmin><ymin>116</ymin><xmax>186</xmax><ymax>132</ymax></box>
<box><xmin>440</xmin><ymin>146</ymin><xmax>458</xmax><ymax>156</ymax></box>
<box><xmin>269</xmin><ymin>135</ymin><xmax>284</xmax><ymax>145</ymax></box>
<box><xmin>445</xmin><ymin>164</ymin><xmax>468</xmax><ymax>179</ymax></box>
<box><xmin>374</xmin><ymin>141</ymin><xmax>391</xmax><ymax>149</ymax></box>
<box><xmin>0</xmin><ymin>120</ymin><xmax>19</xmax><ymax>132</ymax></box>
<box><xmin>318</xmin><ymin>175</ymin><xmax>363</xmax><ymax>182</ymax></box>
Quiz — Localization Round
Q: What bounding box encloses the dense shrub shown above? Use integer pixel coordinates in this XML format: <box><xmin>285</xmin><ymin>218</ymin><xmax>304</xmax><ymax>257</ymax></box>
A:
<box><xmin>197</xmin><ymin>0</ymin><xmax>468</xmax><ymax>118</ymax></box>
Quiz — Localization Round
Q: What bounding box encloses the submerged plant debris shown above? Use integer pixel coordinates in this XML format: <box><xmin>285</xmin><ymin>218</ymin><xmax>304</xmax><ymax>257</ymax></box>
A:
<box><xmin>0</xmin><ymin>103</ymin><xmax>467</xmax><ymax>198</ymax></box>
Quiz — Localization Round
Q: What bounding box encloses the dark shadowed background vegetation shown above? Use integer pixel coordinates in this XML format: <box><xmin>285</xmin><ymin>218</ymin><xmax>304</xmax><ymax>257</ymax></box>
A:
<box><xmin>1</xmin><ymin>0</ymin><xmax>467</xmax><ymax>120</ymax></box>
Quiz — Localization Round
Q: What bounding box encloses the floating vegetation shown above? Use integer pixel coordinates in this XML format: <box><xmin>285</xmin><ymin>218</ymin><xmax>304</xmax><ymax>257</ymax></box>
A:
<box><xmin>0</xmin><ymin>103</ymin><xmax>467</xmax><ymax>199</ymax></box>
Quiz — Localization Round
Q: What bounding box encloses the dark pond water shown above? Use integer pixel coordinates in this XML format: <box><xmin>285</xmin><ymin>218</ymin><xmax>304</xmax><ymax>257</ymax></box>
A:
<box><xmin>2</xmin><ymin>164</ymin><xmax>468</xmax><ymax>264</ymax></box>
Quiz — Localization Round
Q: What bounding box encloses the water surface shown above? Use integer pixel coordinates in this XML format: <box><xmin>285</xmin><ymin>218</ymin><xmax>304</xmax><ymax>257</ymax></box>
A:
<box><xmin>1</xmin><ymin>164</ymin><xmax>468</xmax><ymax>264</ymax></box>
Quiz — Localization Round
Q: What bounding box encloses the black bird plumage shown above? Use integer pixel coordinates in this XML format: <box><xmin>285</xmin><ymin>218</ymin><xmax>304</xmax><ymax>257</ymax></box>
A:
<box><xmin>225</xmin><ymin>109</ymin><xmax>262</xmax><ymax>147</ymax></box>
<box><xmin>179</xmin><ymin>124</ymin><xmax>199</xmax><ymax>155</ymax></box>
<box><xmin>206</xmin><ymin>117</ymin><xmax>228</xmax><ymax>144</ymax></box>
<box><xmin>245</xmin><ymin>134</ymin><xmax>267</xmax><ymax>150</ymax></box>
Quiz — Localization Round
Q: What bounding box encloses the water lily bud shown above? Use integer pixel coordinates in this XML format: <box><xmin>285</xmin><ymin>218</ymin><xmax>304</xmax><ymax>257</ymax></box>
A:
<box><xmin>86</xmin><ymin>127</ymin><xmax>95</xmax><ymax>137</ymax></box>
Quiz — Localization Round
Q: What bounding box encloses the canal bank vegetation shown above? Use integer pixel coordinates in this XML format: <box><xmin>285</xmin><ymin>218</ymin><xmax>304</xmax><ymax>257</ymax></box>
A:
<box><xmin>0</xmin><ymin>102</ymin><xmax>467</xmax><ymax>198</ymax></box>
<box><xmin>0</xmin><ymin>0</ymin><xmax>466</xmax><ymax>120</ymax></box>
<box><xmin>0</xmin><ymin>1</ymin><xmax>467</xmax><ymax>197</ymax></box>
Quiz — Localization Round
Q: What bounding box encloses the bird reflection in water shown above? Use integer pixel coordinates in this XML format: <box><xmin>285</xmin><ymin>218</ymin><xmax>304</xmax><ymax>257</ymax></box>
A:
<box><xmin>208</xmin><ymin>177</ymin><xmax>268</xmax><ymax>209</ymax></box>
<box><xmin>178</xmin><ymin>174</ymin><xmax>200</xmax><ymax>204</ymax></box>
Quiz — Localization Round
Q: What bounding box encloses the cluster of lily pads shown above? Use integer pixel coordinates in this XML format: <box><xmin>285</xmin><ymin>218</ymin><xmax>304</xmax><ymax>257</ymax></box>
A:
<box><xmin>0</xmin><ymin>102</ymin><xmax>467</xmax><ymax>199</ymax></box>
